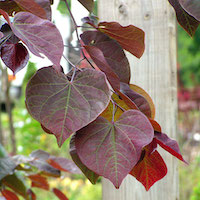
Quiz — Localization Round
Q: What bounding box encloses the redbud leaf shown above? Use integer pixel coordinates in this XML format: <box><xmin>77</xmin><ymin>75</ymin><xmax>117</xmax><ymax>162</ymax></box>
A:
<box><xmin>81</xmin><ymin>30</ymin><xmax>130</xmax><ymax>84</ymax></box>
<box><xmin>178</xmin><ymin>0</ymin><xmax>200</xmax><ymax>21</ymax></box>
<box><xmin>120</xmin><ymin>83</ymin><xmax>152</xmax><ymax>118</ymax></box>
<box><xmin>130</xmin><ymin>141</ymin><xmax>167</xmax><ymax>191</ymax></box>
<box><xmin>14</xmin><ymin>0</ymin><xmax>47</xmax><ymax>19</ymax></box>
<box><xmin>168</xmin><ymin>0</ymin><xmax>199</xmax><ymax>36</ymax></box>
<box><xmin>70</xmin><ymin>135</ymin><xmax>99</xmax><ymax>184</ymax></box>
<box><xmin>98</xmin><ymin>22</ymin><xmax>145</xmax><ymax>58</ymax></box>
<box><xmin>154</xmin><ymin>132</ymin><xmax>187</xmax><ymax>163</ymax></box>
<box><xmin>75</xmin><ymin>110</ymin><xmax>154</xmax><ymax>188</ymax></box>
<box><xmin>11</xmin><ymin>12</ymin><xmax>63</xmax><ymax>67</ymax></box>
<box><xmin>25</xmin><ymin>67</ymin><xmax>111</xmax><ymax>147</ymax></box>
<box><xmin>47</xmin><ymin>156</ymin><xmax>82</xmax><ymax>174</ymax></box>
<box><xmin>1</xmin><ymin>42</ymin><xmax>29</xmax><ymax>74</ymax></box>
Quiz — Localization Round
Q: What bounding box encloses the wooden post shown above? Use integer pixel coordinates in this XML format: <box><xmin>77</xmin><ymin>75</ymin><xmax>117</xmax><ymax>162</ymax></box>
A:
<box><xmin>98</xmin><ymin>0</ymin><xmax>179</xmax><ymax>199</ymax></box>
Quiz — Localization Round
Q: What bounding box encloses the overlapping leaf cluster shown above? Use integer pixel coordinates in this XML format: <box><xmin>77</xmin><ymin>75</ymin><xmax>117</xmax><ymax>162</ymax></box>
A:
<box><xmin>0</xmin><ymin>149</ymin><xmax>76</xmax><ymax>199</ymax></box>
<box><xmin>0</xmin><ymin>0</ymin><xmax>189</xmax><ymax>196</ymax></box>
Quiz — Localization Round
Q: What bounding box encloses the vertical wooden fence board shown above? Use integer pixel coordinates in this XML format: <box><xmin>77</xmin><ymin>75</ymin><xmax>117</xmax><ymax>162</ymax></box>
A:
<box><xmin>98</xmin><ymin>0</ymin><xmax>179</xmax><ymax>199</ymax></box>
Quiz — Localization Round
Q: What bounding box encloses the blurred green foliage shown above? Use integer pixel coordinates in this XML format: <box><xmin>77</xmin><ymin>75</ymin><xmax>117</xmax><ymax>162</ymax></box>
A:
<box><xmin>179</xmin><ymin>158</ymin><xmax>200</xmax><ymax>200</ymax></box>
<box><xmin>178</xmin><ymin>25</ymin><xmax>200</xmax><ymax>88</ymax></box>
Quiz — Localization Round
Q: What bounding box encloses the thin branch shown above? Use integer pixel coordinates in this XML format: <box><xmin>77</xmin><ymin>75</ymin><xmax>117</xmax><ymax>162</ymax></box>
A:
<box><xmin>62</xmin><ymin>54</ymin><xmax>76</xmax><ymax>68</ymax></box>
<box><xmin>63</xmin><ymin>0</ymin><xmax>95</xmax><ymax>69</ymax></box>
<box><xmin>70</xmin><ymin>68</ymin><xmax>77</xmax><ymax>83</ymax></box>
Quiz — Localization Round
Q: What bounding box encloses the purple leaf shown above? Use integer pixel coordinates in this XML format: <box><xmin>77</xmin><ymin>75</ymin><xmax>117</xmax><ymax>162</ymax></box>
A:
<box><xmin>75</xmin><ymin>110</ymin><xmax>154</xmax><ymax>188</ymax></box>
<box><xmin>179</xmin><ymin>0</ymin><xmax>200</xmax><ymax>21</ymax></box>
<box><xmin>84</xmin><ymin>45</ymin><xmax>120</xmax><ymax>91</ymax></box>
<box><xmin>78</xmin><ymin>0</ymin><xmax>94</xmax><ymax>12</ymax></box>
<box><xmin>81</xmin><ymin>30</ymin><xmax>130</xmax><ymax>84</ymax></box>
<box><xmin>14</xmin><ymin>0</ymin><xmax>47</xmax><ymax>19</ymax></box>
<box><xmin>47</xmin><ymin>156</ymin><xmax>82</xmax><ymax>174</ymax></box>
<box><xmin>1</xmin><ymin>42</ymin><xmax>29</xmax><ymax>74</ymax></box>
<box><xmin>120</xmin><ymin>82</ymin><xmax>152</xmax><ymax>118</ymax></box>
<box><xmin>154</xmin><ymin>132</ymin><xmax>187</xmax><ymax>164</ymax></box>
<box><xmin>168</xmin><ymin>0</ymin><xmax>199</xmax><ymax>36</ymax></box>
<box><xmin>10</xmin><ymin>12</ymin><xmax>63</xmax><ymax>68</ymax></box>
<box><xmin>25</xmin><ymin>67</ymin><xmax>111</xmax><ymax>147</ymax></box>
<box><xmin>70</xmin><ymin>135</ymin><xmax>99</xmax><ymax>184</ymax></box>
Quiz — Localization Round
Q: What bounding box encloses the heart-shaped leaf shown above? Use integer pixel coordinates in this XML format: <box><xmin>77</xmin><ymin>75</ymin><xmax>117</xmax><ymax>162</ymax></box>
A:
<box><xmin>130</xmin><ymin>142</ymin><xmax>167</xmax><ymax>191</ymax></box>
<box><xmin>75</xmin><ymin>110</ymin><xmax>154</xmax><ymax>188</ymax></box>
<box><xmin>98</xmin><ymin>22</ymin><xmax>145</xmax><ymax>58</ymax></box>
<box><xmin>53</xmin><ymin>188</ymin><xmax>69</xmax><ymax>200</ymax></box>
<box><xmin>1</xmin><ymin>42</ymin><xmax>29</xmax><ymax>74</ymax></box>
<box><xmin>81</xmin><ymin>30</ymin><xmax>130</xmax><ymax>84</ymax></box>
<box><xmin>70</xmin><ymin>135</ymin><xmax>99</xmax><ymax>184</ymax></box>
<box><xmin>10</xmin><ymin>12</ymin><xmax>63</xmax><ymax>67</ymax></box>
<box><xmin>154</xmin><ymin>132</ymin><xmax>187</xmax><ymax>163</ymax></box>
<box><xmin>1</xmin><ymin>190</ymin><xmax>19</xmax><ymax>200</ymax></box>
<box><xmin>78</xmin><ymin>0</ymin><xmax>94</xmax><ymax>12</ymax></box>
<box><xmin>168</xmin><ymin>0</ymin><xmax>199</xmax><ymax>36</ymax></box>
<box><xmin>25</xmin><ymin>67</ymin><xmax>111</xmax><ymax>146</ymax></box>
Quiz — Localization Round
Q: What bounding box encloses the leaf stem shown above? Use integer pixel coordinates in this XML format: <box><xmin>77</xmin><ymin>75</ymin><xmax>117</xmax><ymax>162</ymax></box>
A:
<box><xmin>63</xmin><ymin>0</ymin><xmax>95</xmax><ymax>69</ymax></box>
<box><xmin>111</xmin><ymin>96</ymin><xmax>126</xmax><ymax>112</ymax></box>
<box><xmin>70</xmin><ymin>68</ymin><xmax>77</xmax><ymax>83</ymax></box>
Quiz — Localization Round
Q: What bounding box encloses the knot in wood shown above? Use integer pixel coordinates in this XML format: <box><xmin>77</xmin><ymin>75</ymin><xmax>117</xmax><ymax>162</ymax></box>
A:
<box><xmin>118</xmin><ymin>3</ymin><xmax>128</xmax><ymax>17</ymax></box>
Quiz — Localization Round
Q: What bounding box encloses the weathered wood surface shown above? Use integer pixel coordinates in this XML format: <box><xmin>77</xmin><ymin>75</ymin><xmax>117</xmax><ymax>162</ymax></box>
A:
<box><xmin>98</xmin><ymin>0</ymin><xmax>179</xmax><ymax>199</ymax></box>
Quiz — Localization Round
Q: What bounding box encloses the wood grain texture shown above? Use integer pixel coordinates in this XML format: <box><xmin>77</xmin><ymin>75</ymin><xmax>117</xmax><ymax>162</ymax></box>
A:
<box><xmin>99</xmin><ymin>0</ymin><xmax>179</xmax><ymax>199</ymax></box>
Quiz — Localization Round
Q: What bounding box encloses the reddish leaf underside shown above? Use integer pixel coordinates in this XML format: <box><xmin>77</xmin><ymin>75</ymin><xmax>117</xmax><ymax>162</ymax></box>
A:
<box><xmin>75</xmin><ymin>110</ymin><xmax>154</xmax><ymax>188</ymax></box>
<box><xmin>1</xmin><ymin>189</ymin><xmax>19</xmax><ymax>200</ymax></box>
<box><xmin>25</xmin><ymin>67</ymin><xmax>111</xmax><ymax>147</ymax></box>
<box><xmin>1</xmin><ymin>42</ymin><xmax>29</xmax><ymax>74</ymax></box>
<box><xmin>28</xmin><ymin>174</ymin><xmax>49</xmax><ymax>190</ymax></box>
<box><xmin>154</xmin><ymin>132</ymin><xmax>187</xmax><ymax>163</ymax></box>
<box><xmin>81</xmin><ymin>30</ymin><xmax>130</xmax><ymax>84</ymax></box>
<box><xmin>98</xmin><ymin>22</ymin><xmax>145</xmax><ymax>58</ymax></box>
<box><xmin>168</xmin><ymin>0</ymin><xmax>199</xmax><ymax>36</ymax></box>
<box><xmin>70</xmin><ymin>135</ymin><xmax>99</xmax><ymax>184</ymax></box>
<box><xmin>78</xmin><ymin>0</ymin><xmax>94</xmax><ymax>12</ymax></box>
<box><xmin>14</xmin><ymin>0</ymin><xmax>47</xmax><ymax>19</ymax></box>
<box><xmin>10</xmin><ymin>12</ymin><xmax>64</xmax><ymax>68</ymax></box>
<box><xmin>130</xmin><ymin>142</ymin><xmax>167</xmax><ymax>191</ymax></box>
<box><xmin>53</xmin><ymin>188</ymin><xmax>69</xmax><ymax>200</ymax></box>
<box><xmin>0</xmin><ymin>1</ymin><xmax>22</xmax><ymax>16</ymax></box>
<box><xmin>179</xmin><ymin>0</ymin><xmax>200</xmax><ymax>21</ymax></box>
